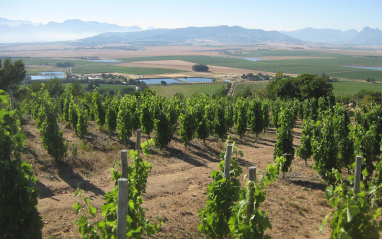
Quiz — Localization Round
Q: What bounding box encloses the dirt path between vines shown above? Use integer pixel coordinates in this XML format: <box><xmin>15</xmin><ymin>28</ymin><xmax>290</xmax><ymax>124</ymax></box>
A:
<box><xmin>22</xmin><ymin>119</ymin><xmax>332</xmax><ymax>238</ymax></box>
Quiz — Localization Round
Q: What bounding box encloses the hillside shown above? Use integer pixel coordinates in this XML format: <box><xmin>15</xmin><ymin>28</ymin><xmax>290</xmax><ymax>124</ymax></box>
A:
<box><xmin>78</xmin><ymin>25</ymin><xmax>304</xmax><ymax>45</ymax></box>
<box><xmin>0</xmin><ymin>18</ymin><xmax>142</xmax><ymax>43</ymax></box>
<box><xmin>282</xmin><ymin>27</ymin><xmax>382</xmax><ymax>45</ymax></box>
<box><xmin>22</xmin><ymin>117</ymin><xmax>332</xmax><ymax>238</ymax></box>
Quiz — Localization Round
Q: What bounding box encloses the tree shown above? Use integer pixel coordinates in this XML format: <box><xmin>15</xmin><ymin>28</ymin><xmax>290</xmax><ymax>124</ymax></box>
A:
<box><xmin>274</xmin><ymin>108</ymin><xmax>295</xmax><ymax>176</ymax></box>
<box><xmin>105</xmin><ymin>97</ymin><xmax>119</xmax><ymax>136</ymax></box>
<box><xmin>297</xmin><ymin>119</ymin><xmax>314</xmax><ymax>166</ymax></box>
<box><xmin>311</xmin><ymin>117</ymin><xmax>340</xmax><ymax>185</ymax></box>
<box><xmin>38</xmin><ymin>91</ymin><xmax>67</xmax><ymax>162</ymax></box>
<box><xmin>234</xmin><ymin>98</ymin><xmax>248</xmax><ymax>138</ymax></box>
<box><xmin>262</xmin><ymin>101</ymin><xmax>270</xmax><ymax>132</ymax></box>
<box><xmin>76</xmin><ymin>106</ymin><xmax>88</xmax><ymax>139</ymax></box>
<box><xmin>45</xmin><ymin>78</ymin><xmax>65</xmax><ymax>98</ymax></box>
<box><xmin>213</xmin><ymin>101</ymin><xmax>228</xmax><ymax>140</ymax></box>
<box><xmin>139</xmin><ymin>97</ymin><xmax>154</xmax><ymax>138</ymax></box>
<box><xmin>192</xmin><ymin>64</ymin><xmax>209</xmax><ymax>72</ymax></box>
<box><xmin>92</xmin><ymin>89</ymin><xmax>106</xmax><ymax>127</ymax></box>
<box><xmin>68</xmin><ymin>97</ymin><xmax>78</xmax><ymax>131</ymax></box>
<box><xmin>154</xmin><ymin>111</ymin><xmax>173</xmax><ymax>150</ymax></box>
<box><xmin>0</xmin><ymin>90</ymin><xmax>43</xmax><ymax>238</ymax></box>
<box><xmin>117</xmin><ymin>96</ymin><xmax>135</xmax><ymax>144</ymax></box>
<box><xmin>297</xmin><ymin>74</ymin><xmax>333</xmax><ymax>100</ymax></box>
<box><xmin>0</xmin><ymin>58</ymin><xmax>26</xmax><ymax>92</ymax></box>
<box><xmin>333</xmin><ymin>105</ymin><xmax>354</xmax><ymax>170</ymax></box>
<box><xmin>179</xmin><ymin>109</ymin><xmax>197</xmax><ymax>147</ymax></box>
<box><xmin>266</xmin><ymin>73</ymin><xmax>333</xmax><ymax>101</ymax></box>
<box><xmin>248</xmin><ymin>98</ymin><xmax>263</xmax><ymax>137</ymax></box>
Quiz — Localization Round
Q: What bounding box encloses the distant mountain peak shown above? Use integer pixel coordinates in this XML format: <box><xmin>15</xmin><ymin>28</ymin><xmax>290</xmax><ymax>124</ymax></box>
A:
<box><xmin>281</xmin><ymin>27</ymin><xmax>382</xmax><ymax>44</ymax></box>
<box><xmin>79</xmin><ymin>25</ymin><xmax>303</xmax><ymax>45</ymax></box>
<box><xmin>0</xmin><ymin>18</ymin><xmax>143</xmax><ymax>43</ymax></box>
<box><xmin>0</xmin><ymin>17</ymin><xmax>36</xmax><ymax>27</ymax></box>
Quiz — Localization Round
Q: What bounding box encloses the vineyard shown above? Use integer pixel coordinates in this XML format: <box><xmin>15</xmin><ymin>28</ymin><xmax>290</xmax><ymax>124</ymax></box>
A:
<box><xmin>2</xmin><ymin>80</ymin><xmax>382</xmax><ymax>238</ymax></box>
<box><xmin>232</xmin><ymin>82</ymin><xmax>268</xmax><ymax>96</ymax></box>
<box><xmin>149</xmin><ymin>83</ymin><xmax>227</xmax><ymax>98</ymax></box>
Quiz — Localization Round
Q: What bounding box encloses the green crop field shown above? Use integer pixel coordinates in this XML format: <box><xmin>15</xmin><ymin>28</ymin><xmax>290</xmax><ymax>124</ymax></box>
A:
<box><xmin>232</xmin><ymin>82</ymin><xmax>268</xmax><ymax>96</ymax></box>
<box><xmin>19</xmin><ymin>83</ymin><xmax>135</xmax><ymax>92</ymax></box>
<box><xmin>230</xmin><ymin>80</ymin><xmax>382</xmax><ymax>97</ymax></box>
<box><xmin>149</xmin><ymin>84</ymin><xmax>226</xmax><ymax>98</ymax></box>
<box><xmin>3</xmin><ymin>57</ymin><xmax>184</xmax><ymax>76</ymax></box>
<box><xmin>1</xmin><ymin>57</ymin><xmax>89</xmax><ymax>66</ymax></box>
<box><xmin>79</xmin><ymin>84</ymin><xmax>135</xmax><ymax>92</ymax></box>
<box><xmin>7</xmin><ymin>52</ymin><xmax>382</xmax><ymax>81</ymax></box>
<box><xmin>332</xmin><ymin>80</ymin><xmax>382</xmax><ymax>96</ymax></box>
<box><xmin>119</xmin><ymin>53</ymin><xmax>382</xmax><ymax>81</ymax></box>
<box><xmin>228</xmin><ymin>50</ymin><xmax>341</xmax><ymax>58</ymax></box>
<box><xmin>18</xmin><ymin>79</ymin><xmax>382</xmax><ymax>98</ymax></box>
<box><xmin>72</xmin><ymin>64</ymin><xmax>184</xmax><ymax>75</ymax></box>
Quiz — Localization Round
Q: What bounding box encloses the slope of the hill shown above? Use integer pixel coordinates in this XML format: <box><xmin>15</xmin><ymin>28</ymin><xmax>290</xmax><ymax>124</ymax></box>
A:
<box><xmin>79</xmin><ymin>25</ymin><xmax>304</xmax><ymax>45</ymax></box>
<box><xmin>20</xmin><ymin>117</ymin><xmax>333</xmax><ymax>238</ymax></box>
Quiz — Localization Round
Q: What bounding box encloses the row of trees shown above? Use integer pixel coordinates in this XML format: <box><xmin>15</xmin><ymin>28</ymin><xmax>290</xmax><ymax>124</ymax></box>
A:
<box><xmin>20</xmin><ymin>83</ymin><xmax>274</xmax><ymax>160</ymax></box>
<box><xmin>0</xmin><ymin>90</ymin><xmax>43</xmax><ymax>237</ymax></box>
<box><xmin>198</xmin><ymin>143</ymin><xmax>284</xmax><ymax>238</ymax></box>
<box><xmin>0</xmin><ymin>58</ymin><xmax>26</xmax><ymax>92</ymax></box>
<box><xmin>289</xmin><ymin>100</ymin><xmax>382</xmax><ymax>237</ymax></box>
<box><xmin>266</xmin><ymin>73</ymin><xmax>333</xmax><ymax>101</ymax></box>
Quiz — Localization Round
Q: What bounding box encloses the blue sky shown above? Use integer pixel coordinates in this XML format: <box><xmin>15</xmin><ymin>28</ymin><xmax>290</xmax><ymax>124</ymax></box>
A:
<box><xmin>1</xmin><ymin>0</ymin><xmax>381</xmax><ymax>31</ymax></box>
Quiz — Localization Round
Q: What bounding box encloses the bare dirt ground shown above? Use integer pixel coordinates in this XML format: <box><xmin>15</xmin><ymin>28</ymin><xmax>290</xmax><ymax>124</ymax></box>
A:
<box><xmin>21</xmin><ymin>116</ymin><xmax>334</xmax><ymax>238</ymax></box>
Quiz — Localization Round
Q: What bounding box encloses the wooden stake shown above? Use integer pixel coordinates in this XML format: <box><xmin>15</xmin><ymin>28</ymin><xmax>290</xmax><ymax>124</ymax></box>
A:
<box><xmin>354</xmin><ymin>156</ymin><xmax>362</xmax><ymax>199</ymax></box>
<box><xmin>10</xmin><ymin>89</ymin><xmax>14</xmax><ymax>110</ymax></box>
<box><xmin>248</xmin><ymin>166</ymin><xmax>256</xmax><ymax>181</ymax></box>
<box><xmin>246</xmin><ymin>166</ymin><xmax>256</xmax><ymax>223</ymax></box>
<box><xmin>117</xmin><ymin>178</ymin><xmax>128</xmax><ymax>239</ymax></box>
<box><xmin>136</xmin><ymin>129</ymin><xmax>142</xmax><ymax>152</ymax></box>
<box><xmin>121</xmin><ymin>150</ymin><xmax>128</xmax><ymax>179</ymax></box>
<box><xmin>224</xmin><ymin>145</ymin><xmax>233</xmax><ymax>178</ymax></box>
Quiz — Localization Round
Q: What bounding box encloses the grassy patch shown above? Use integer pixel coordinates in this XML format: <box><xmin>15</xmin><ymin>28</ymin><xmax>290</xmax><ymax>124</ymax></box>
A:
<box><xmin>227</xmin><ymin>50</ymin><xmax>342</xmax><ymax>57</ymax></box>
<box><xmin>332</xmin><ymin>80</ymin><xmax>382</xmax><ymax>96</ymax></box>
<box><xmin>79</xmin><ymin>84</ymin><xmax>135</xmax><ymax>91</ymax></box>
<box><xmin>330</xmin><ymin>69</ymin><xmax>382</xmax><ymax>81</ymax></box>
<box><xmin>3</xmin><ymin>57</ymin><xmax>184</xmax><ymax>76</ymax></box>
<box><xmin>119</xmin><ymin>55</ymin><xmax>382</xmax><ymax>81</ymax></box>
<box><xmin>72</xmin><ymin>64</ymin><xmax>184</xmax><ymax>75</ymax></box>
<box><xmin>2</xmin><ymin>57</ymin><xmax>89</xmax><ymax>66</ymax></box>
<box><xmin>232</xmin><ymin>81</ymin><xmax>268</xmax><ymax>96</ymax></box>
<box><xmin>149</xmin><ymin>84</ymin><xmax>226</xmax><ymax>98</ymax></box>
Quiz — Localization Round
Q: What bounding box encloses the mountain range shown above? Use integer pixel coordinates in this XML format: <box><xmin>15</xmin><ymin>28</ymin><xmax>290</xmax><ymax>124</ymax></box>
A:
<box><xmin>0</xmin><ymin>18</ymin><xmax>381</xmax><ymax>45</ymax></box>
<box><xmin>281</xmin><ymin>27</ymin><xmax>382</xmax><ymax>45</ymax></box>
<box><xmin>79</xmin><ymin>25</ymin><xmax>303</xmax><ymax>45</ymax></box>
<box><xmin>0</xmin><ymin>18</ymin><xmax>142</xmax><ymax>43</ymax></box>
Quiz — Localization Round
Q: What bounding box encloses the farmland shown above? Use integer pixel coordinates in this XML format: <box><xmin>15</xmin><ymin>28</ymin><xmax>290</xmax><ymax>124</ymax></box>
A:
<box><xmin>149</xmin><ymin>83</ymin><xmax>226</xmax><ymax>98</ymax></box>
<box><xmin>332</xmin><ymin>79</ymin><xmax>382</xmax><ymax>96</ymax></box>
<box><xmin>232</xmin><ymin>81</ymin><xmax>268</xmax><ymax>96</ymax></box>
<box><xmin>72</xmin><ymin>63</ymin><xmax>184</xmax><ymax>75</ymax></box>
<box><xmin>3</xmin><ymin>42</ymin><xmax>382</xmax><ymax>238</ymax></box>
<box><xmin>4</xmin><ymin>86</ymin><xmax>381</xmax><ymax>238</ymax></box>
<box><xmin>116</xmin><ymin>51</ymin><xmax>382</xmax><ymax>81</ymax></box>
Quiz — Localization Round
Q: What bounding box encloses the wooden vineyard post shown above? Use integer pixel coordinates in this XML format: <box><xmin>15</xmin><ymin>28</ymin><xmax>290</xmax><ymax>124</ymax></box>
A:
<box><xmin>246</xmin><ymin>166</ymin><xmax>257</xmax><ymax>223</ymax></box>
<box><xmin>136</xmin><ymin>129</ymin><xmax>142</xmax><ymax>153</ymax></box>
<box><xmin>354</xmin><ymin>156</ymin><xmax>362</xmax><ymax>199</ymax></box>
<box><xmin>117</xmin><ymin>178</ymin><xmax>128</xmax><ymax>239</ymax></box>
<box><xmin>10</xmin><ymin>89</ymin><xmax>14</xmax><ymax>110</ymax></box>
<box><xmin>224</xmin><ymin>145</ymin><xmax>233</xmax><ymax>178</ymax></box>
<box><xmin>121</xmin><ymin>150</ymin><xmax>128</xmax><ymax>178</ymax></box>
